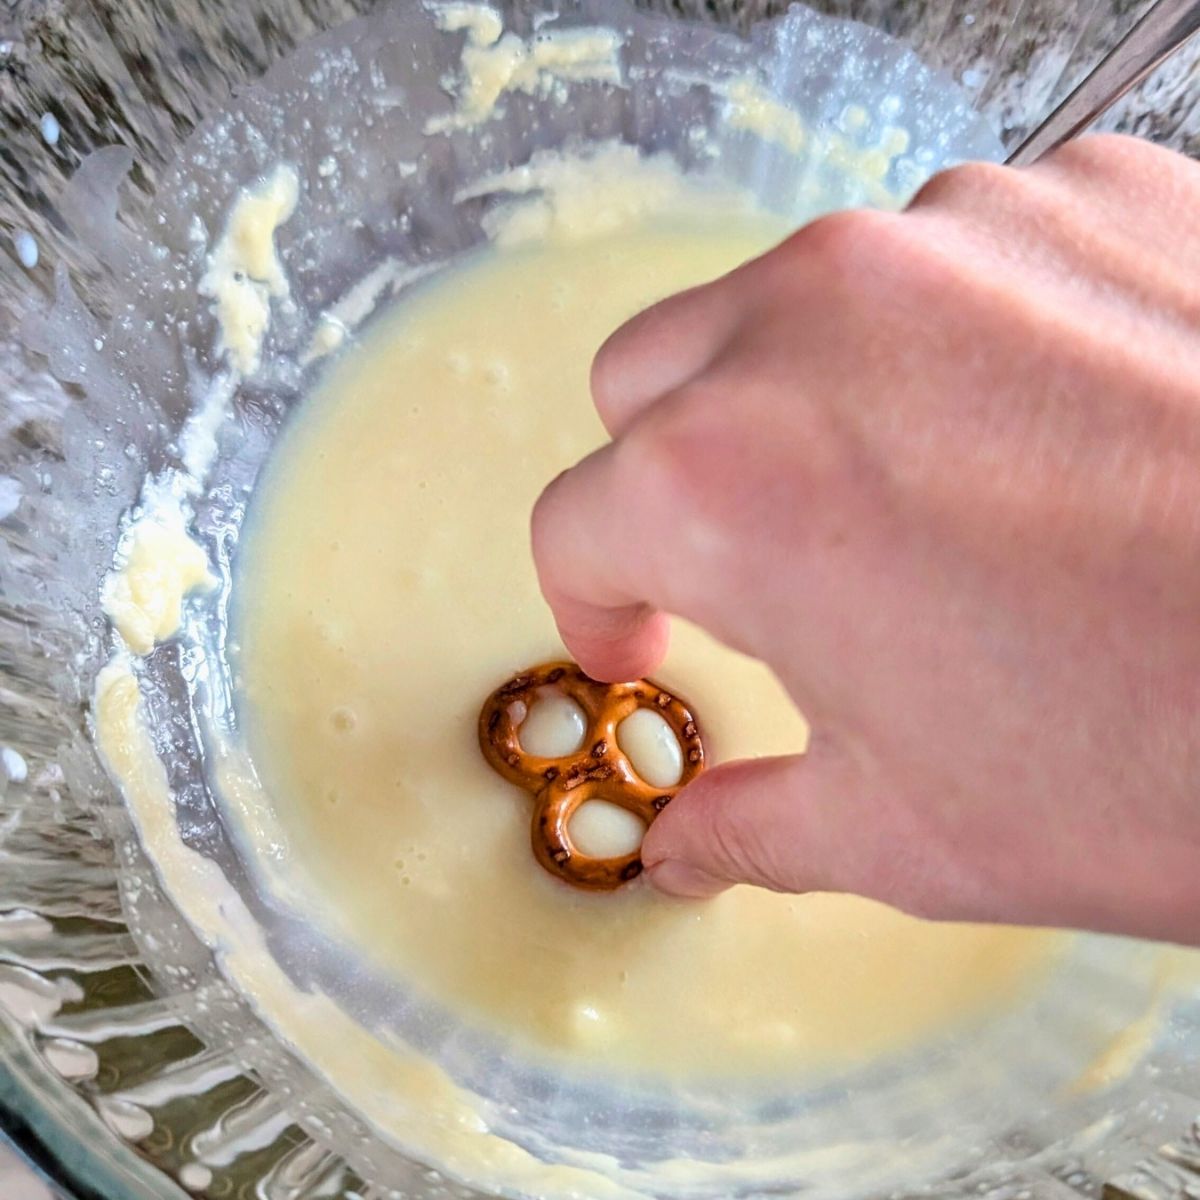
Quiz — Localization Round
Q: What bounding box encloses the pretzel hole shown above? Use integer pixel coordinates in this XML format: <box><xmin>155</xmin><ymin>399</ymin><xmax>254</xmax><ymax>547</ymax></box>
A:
<box><xmin>569</xmin><ymin>800</ymin><xmax>647</xmax><ymax>859</ymax></box>
<box><xmin>616</xmin><ymin>708</ymin><xmax>684</xmax><ymax>788</ymax></box>
<box><xmin>514</xmin><ymin>688</ymin><xmax>587</xmax><ymax>758</ymax></box>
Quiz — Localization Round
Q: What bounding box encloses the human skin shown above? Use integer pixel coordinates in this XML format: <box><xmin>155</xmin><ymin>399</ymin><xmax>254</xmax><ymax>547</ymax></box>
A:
<box><xmin>531</xmin><ymin>134</ymin><xmax>1200</xmax><ymax>944</ymax></box>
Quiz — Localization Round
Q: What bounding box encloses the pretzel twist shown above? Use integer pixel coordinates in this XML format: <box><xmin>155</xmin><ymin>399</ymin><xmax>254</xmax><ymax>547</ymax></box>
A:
<box><xmin>478</xmin><ymin>662</ymin><xmax>705</xmax><ymax>890</ymax></box>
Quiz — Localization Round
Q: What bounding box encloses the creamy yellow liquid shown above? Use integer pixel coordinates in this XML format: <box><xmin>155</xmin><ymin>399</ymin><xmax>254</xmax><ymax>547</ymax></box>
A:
<box><xmin>233</xmin><ymin>220</ymin><xmax>1061</xmax><ymax>1081</ymax></box>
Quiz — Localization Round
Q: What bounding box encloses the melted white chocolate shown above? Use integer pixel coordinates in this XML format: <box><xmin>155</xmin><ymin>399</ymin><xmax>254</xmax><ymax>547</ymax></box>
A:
<box><xmin>428</xmin><ymin>4</ymin><xmax>621</xmax><ymax>133</ymax></box>
<box><xmin>102</xmin><ymin>506</ymin><xmax>216</xmax><ymax>655</ymax></box>
<box><xmin>199</xmin><ymin>166</ymin><xmax>298</xmax><ymax>375</ymax></box>
<box><xmin>232</xmin><ymin>220</ymin><xmax>1063</xmax><ymax>1080</ymax></box>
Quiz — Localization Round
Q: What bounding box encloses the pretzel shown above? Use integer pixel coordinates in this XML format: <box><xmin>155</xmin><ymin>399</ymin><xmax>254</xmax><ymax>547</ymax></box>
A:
<box><xmin>479</xmin><ymin>662</ymin><xmax>705</xmax><ymax>890</ymax></box>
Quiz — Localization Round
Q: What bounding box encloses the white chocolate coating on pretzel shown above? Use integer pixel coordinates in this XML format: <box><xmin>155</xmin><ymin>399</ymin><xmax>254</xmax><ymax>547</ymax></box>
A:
<box><xmin>617</xmin><ymin>707</ymin><xmax>684</xmax><ymax>788</ymax></box>
<box><xmin>518</xmin><ymin>688</ymin><xmax>588</xmax><ymax>758</ymax></box>
<box><xmin>570</xmin><ymin>800</ymin><xmax>646</xmax><ymax>858</ymax></box>
<box><xmin>234</xmin><ymin>222</ymin><xmax>1063</xmax><ymax>1079</ymax></box>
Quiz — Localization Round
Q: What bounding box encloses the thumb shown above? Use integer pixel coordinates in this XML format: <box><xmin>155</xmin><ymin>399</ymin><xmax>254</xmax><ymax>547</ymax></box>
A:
<box><xmin>640</xmin><ymin>750</ymin><xmax>974</xmax><ymax>918</ymax></box>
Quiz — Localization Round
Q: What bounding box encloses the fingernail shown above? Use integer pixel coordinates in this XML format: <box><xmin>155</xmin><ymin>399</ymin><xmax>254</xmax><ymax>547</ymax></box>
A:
<box><xmin>646</xmin><ymin>859</ymin><xmax>730</xmax><ymax>899</ymax></box>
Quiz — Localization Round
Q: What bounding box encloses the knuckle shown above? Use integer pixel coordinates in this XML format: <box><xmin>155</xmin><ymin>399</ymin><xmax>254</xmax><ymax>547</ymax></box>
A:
<box><xmin>908</xmin><ymin>159</ymin><xmax>1018</xmax><ymax>211</ymax></box>
<box><xmin>709</xmin><ymin>789</ymin><xmax>806</xmax><ymax>893</ymax></box>
<box><xmin>783</xmin><ymin>204</ymin><xmax>954</xmax><ymax>312</ymax></box>
<box><xmin>782</xmin><ymin>207</ymin><xmax>901</xmax><ymax>276</ymax></box>
<box><xmin>530</xmin><ymin>468</ymin><xmax>571</xmax><ymax>562</ymax></box>
<box><xmin>707</xmin><ymin>801</ymin><xmax>765</xmax><ymax>882</ymax></box>
<box><xmin>1043</xmin><ymin>131</ymin><xmax>1149</xmax><ymax>173</ymax></box>
<box><xmin>1040</xmin><ymin>131</ymin><xmax>1197</xmax><ymax>195</ymax></box>
<box><xmin>614</xmin><ymin>392</ymin><xmax>707</xmax><ymax>510</ymax></box>
<box><xmin>589</xmin><ymin>319</ymin><xmax>639</xmax><ymax>421</ymax></box>
<box><xmin>612</xmin><ymin>387</ymin><xmax>739</xmax><ymax>585</ymax></box>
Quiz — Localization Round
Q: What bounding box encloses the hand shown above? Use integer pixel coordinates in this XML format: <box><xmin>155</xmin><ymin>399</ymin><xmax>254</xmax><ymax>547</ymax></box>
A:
<box><xmin>531</xmin><ymin>134</ymin><xmax>1200</xmax><ymax>944</ymax></box>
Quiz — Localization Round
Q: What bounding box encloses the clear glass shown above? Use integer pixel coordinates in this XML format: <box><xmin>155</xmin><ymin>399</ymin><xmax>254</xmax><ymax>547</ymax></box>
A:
<box><xmin>2</xmin><ymin>1</ymin><xmax>1199</xmax><ymax>1198</ymax></box>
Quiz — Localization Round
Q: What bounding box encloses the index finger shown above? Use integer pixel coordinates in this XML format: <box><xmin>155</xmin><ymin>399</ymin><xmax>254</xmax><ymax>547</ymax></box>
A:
<box><xmin>532</xmin><ymin>437</ymin><xmax>675</xmax><ymax>683</ymax></box>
